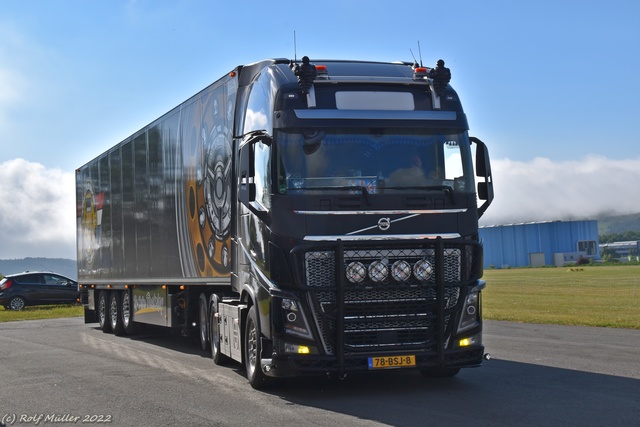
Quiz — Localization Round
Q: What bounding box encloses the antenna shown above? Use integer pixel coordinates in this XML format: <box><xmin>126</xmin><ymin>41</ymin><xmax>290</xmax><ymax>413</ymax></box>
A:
<box><xmin>410</xmin><ymin>49</ymin><xmax>418</xmax><ymax>67</ymax></box>
<box><xmin>293</xmin><ymin>30</ymin><xmax>297</xmax><ymax>64</ymax></box>
<box><xmin>417</xmin><ymin>40</ymin><xmax>423</xmax><ymax>67</ymax></box>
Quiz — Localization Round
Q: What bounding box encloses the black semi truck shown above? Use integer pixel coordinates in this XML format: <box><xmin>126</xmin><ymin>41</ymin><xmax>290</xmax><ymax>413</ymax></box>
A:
<box><xmin>76</xmin><ymin>56</ymin><xmax>494</xmax><ymax>389</ymax></box>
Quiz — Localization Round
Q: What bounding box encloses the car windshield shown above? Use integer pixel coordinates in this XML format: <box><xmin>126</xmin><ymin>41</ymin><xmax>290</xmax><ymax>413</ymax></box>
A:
<box><xmin>275</xmin><ymin>128</ymin><xmax>474</xmax><ymax>195</ymax></box>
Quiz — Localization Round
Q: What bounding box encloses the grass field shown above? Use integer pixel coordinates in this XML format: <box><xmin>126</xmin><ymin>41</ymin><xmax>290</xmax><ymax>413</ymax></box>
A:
<box><xmin>0</xmin><ymin>304</ymin><xmax>83</xmax><ymax>322</ymax></box>
<box><xmin>483</xmin><ymin>265</ymin><xmax>640</xmax><ymax>329</ymax></box>
<box><xmin>1</xmin><ymin>266</ymin><xmax>639</xmax><ymax>329</ymax></box>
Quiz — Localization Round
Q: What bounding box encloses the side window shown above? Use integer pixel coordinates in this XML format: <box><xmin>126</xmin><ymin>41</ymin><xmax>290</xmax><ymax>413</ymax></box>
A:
<box><xmin>254</xmin><ymin>141</ymin><xmax>272</xmax><ymax>210</ymax></box>
<box><xmin>44</xmin><ymin>274</ymin><xmax>66</xmax><ymax>285</ymax></box>
<box><xmin>243</xmin><ymin>71</ymin><xmax>273</xmax><ymax>134</ymax></box>
<box><xmin>15</xmin><ymin>274</ymin><xmax>43</xmax><ymax>284</ymax></box>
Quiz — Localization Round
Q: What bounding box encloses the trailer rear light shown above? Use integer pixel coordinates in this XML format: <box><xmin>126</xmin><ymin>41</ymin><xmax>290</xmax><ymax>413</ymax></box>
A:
<box><xmin>0</xmin><ymin>279</ymin><xmax>13</xmax><ymax>290</ymax></box>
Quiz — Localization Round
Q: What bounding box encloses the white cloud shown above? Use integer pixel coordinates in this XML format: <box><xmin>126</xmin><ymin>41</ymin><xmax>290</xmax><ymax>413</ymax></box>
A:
<box><xmin>480</xmin><ymin>155</ymin><xmax>640</xmax><ymax>225</ymax></box>
<box><xmin>1</xmin><ymin>155</ymin><xmax>639</xmax><ymax>261</ymax></box>
<box><xmin>0</xmin><ymin>159</ymin><xmax>76</xmax><ymax>259</ymax></box>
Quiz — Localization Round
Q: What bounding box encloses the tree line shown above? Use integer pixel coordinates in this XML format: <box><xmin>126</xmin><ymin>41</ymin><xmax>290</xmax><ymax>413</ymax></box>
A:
<box><xmin>599</xmin><ymin>231</ymin><xmax>640</xmax><ymax>243</ymax></box>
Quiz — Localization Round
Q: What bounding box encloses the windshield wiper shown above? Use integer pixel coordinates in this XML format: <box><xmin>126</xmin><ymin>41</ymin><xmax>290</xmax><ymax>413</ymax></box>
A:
<box><xmin>383</xmin><ymin>185</ymin><xmax>456</xmax><ymax>204</ymax></box>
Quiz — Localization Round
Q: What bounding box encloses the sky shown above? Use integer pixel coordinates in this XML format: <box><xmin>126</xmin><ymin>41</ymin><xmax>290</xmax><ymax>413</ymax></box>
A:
<box><xmin>1</xmin><ymin>0</ymin><xmax>639</xmax><ymax>260</ymax></box>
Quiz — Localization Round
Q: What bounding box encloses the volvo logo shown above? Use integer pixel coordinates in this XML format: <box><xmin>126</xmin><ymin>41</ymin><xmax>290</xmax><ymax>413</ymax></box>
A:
<box><xmin>378</xmin><ymin>217</ymin><xmax>391</xmax><ymax>231</ymax></box>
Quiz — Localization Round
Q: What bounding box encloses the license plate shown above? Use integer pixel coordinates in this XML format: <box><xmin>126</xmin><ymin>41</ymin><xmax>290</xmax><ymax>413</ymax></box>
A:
<box><xmin>368</xmin><ymin>355</ymin><xmax>416</xmax><ymax>369</ymax></box>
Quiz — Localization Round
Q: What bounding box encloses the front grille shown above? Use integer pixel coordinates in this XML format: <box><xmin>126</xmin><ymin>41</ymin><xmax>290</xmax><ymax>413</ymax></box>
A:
<box><xmin>302</xmin><ymin>240</ymin><xmax>481</xmax><ymax>355</ymax></box>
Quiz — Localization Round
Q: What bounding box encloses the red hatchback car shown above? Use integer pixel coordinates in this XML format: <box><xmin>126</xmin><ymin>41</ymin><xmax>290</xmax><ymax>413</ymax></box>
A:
<box><xmin>0</xmin><ymin>272</ymin><xmax>79</xmax><ymax>310</ymax></box>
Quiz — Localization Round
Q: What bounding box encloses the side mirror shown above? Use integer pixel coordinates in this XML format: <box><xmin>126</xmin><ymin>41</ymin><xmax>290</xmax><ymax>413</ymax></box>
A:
<box><xmin>238</xmin><ymin>141</ymin><xmax>256</xmax><ymax>205</ymax></box>
<box><xmin>238</xmin><ymin>131</ymin><xmax>272</xmax><ymax>221</ymax></box>
<box><xmin>470</xmin><ymin>136</ymin><xmax>494</xmax><ymax>218</ymax></box>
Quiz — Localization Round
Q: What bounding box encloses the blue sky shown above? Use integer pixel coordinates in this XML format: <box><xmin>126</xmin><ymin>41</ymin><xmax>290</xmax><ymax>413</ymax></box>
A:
<box><xmin>1</xmin><ymin>0</ymin><xmax>639</xmax><ymax>259</ymax></box>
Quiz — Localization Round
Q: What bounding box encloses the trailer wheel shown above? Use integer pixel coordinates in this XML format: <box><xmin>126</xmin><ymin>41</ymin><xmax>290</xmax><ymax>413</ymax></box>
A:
<box><xmin>109</xmin><ymin>291</ymin><xmax>125</xmax><ymax>336</ymax></box>
<box><xmin>209</xmin><ymin>294</ymin><xmax>229</xmax><ymax>365</ymax></box>
<box><xmin>420</xmin><ymin>367</ymin><xmax>460</xmax><ymax>378</ymax></box>
<box><xmin>97</xmin><ymin>291</ymin><xmax>112</xmax><ymax>333</ymax></box>
<box><xmin>121</xmin><ymin>289</ymin><xmax>136</xmax><ymax>335</ymax></box>
<box><xmin>199</xmin><ymin>293</ymin><xmax>210</xmax><ymax>352</ymax></box>
<box><xmin>244</xmin><ymin>305</ymin><xmax>272</xmax><ymax>389</ymax></box>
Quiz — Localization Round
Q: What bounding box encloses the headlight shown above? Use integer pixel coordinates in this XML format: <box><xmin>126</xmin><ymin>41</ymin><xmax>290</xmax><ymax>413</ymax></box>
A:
<box><xmin>391</xmin><ymin>260</ymin><xmax>411</xmax><ymax>282</ymax></box>
<box><xmin>457</xmin><ymin>291</ymin><xmax>480</xmax><ymax>333</ymax></box>
<box><xmin>281</xmin><ymin>298</ymin><xmax>313</xmax><ymax>339</ymax></box>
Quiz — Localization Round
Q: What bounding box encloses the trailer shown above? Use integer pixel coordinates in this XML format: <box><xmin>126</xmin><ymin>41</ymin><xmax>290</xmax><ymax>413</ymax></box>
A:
<box><xmin>76</xmin><ymin>56</ymin><xmax>494</xmax><ymax>388</ymax></box>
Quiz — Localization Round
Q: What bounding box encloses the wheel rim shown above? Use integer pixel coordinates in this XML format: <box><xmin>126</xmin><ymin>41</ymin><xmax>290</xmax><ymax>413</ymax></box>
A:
<box><xmin>10</xmin><ymin>298</ymin><xmax>25</xmax><ymax>310</ymax></box>
<box><xmin>247</xmin><ymin>318</ymin><xmax>258</xmax><ymax>376</ymax></box>
<box><xmin>98</xmin><ymin>295</ymin><xmax>106</xmax><ymax>325</ymax></box>
<box><xmin>110</xmin><ymin>296</ymin><xmax>118</xmax><ymax>327</ymax></box>
<box><xmin>122</xmin><ymin>293</ymin><xmax>131</xmax><ymax>326</ymax></box>
<box><xmin>211</xmin><ymin>307</ymin><xmax>220</xmax><ymax>357</ymax></box>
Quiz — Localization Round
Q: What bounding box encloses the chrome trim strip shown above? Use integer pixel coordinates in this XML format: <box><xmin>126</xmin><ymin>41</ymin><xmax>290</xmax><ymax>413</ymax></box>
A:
<box><xmin>303</xmin><ymin>233</ymin><xmax>461</xmax><ymax>241</ymax></box>
<box><xmin>293</xmin><ymin>208</ymin><xmax>467</xmax><ymax>215</ymax></box>
<box><xmin>294</xmin><ymin>109</ymin><xmax>457</xmax><ymax>121</ymax></box>
<box><xmin>347</xmin><ymin>213</ymin><xmax>420</xmax><ymax>235</ymax></box>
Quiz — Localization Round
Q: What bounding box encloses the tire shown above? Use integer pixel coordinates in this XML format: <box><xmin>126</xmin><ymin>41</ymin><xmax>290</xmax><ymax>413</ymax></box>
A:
<box><xmin>199</xmin><ymin>293</ymin><xmax>210</xmax><ymax>352</ymax></box>
<box><xmin>7</xmin><ymin>296</ymin><xmax>26</xmax><ymax>311</ymax></box>
<box><xmin>109</xmin><ymin>291</ymin><xmax>125</xmax><ymax>336</ymax></box>
<box><xmin>97</xmin><ymin>291</ymin><xmax>112</xmax><ymax>333</ymax></box>
<box><xmin>121</xmin><ymin>290</ymin><xmax>136</xmax><ymax>335</ymax></box>
<box><xmin>420</xmin><ymin>367</ymin><xmax>460</xmax><ymax>378</ymax></box>
<box><xmin>244</xmin><ymin>305</ymin><xmax>272</xmax><ymax>389</ymax></box>
<box><xmin>209</xmin><ymin>294</ymin><xmax>230</xmax><ymax>365</ymax></box>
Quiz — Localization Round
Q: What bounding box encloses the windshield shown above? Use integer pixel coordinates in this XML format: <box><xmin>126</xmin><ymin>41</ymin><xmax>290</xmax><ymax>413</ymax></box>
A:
<box><xmin>275</xmin><ymin>129</ymin><xmax>474</xmax><ymax>195</ymax></box>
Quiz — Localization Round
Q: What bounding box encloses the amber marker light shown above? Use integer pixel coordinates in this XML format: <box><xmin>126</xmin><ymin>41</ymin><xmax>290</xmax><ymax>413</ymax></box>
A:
<box><xmin>229</xmin><ymin>71</ymin><xmax>237</xmax><ymax>77</ymax></box>
<box><xmin>180</xmin><ymin>285</ymin><xmax>185</xmax><ymax>290</ymax></box>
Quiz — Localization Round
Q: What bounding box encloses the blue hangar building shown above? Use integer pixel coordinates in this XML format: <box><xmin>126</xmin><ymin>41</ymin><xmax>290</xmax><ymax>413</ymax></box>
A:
<box><xmin>479</xmin><ymin>220</ymin><xmax>599</xmax><ymax>269</ymax></box>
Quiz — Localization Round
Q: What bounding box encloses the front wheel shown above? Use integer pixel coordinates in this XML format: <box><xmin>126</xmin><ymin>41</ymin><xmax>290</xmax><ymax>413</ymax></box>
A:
<box><xmin>7</xmin><ymin>296</ymin><xmax>26</xmax><ymax>311</ymax></box>
<box><xmin>244</xmin><ymin>305</ymin><xmax>272</xmax><ymax>389</ymax></box>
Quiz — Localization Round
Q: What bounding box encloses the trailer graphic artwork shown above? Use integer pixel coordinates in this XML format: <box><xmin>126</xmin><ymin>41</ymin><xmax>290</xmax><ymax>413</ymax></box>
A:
<box><xmin>177</xmin><ymin>80</ymin><xmax>236</xmax><ymax>277</ymax></box>
<box><xmin>80</xmin><ymin>179</ymin><xmax>103</xmax><ymax>268</ymax></box>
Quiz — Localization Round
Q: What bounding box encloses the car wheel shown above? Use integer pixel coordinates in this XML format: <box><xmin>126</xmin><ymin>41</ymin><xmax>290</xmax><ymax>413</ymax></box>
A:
<box><xmin>110</xmin><ymin>291</ymin><xmax>125</xmax><ymax>336</ymax></box>
<box><xmin>199</xmin><ymin>293</ymin><xmax>210</xmax><ymax>352</ymax></box>
<box><xmin>8</xmin><ymin>296</ymin><xmax>26</xmax><ymax>311</ymax></box>
<box><xmin>121</xmin><ymin>290</ymin><xmax>136</xmax><ymax>335</ymax></box>
<box><xmin>210</xmin><ymin>294</ymin><xmax>229</xmax><ymax>365</ymax></box>
<box><xmin>97</xmin><ymin>291</ymin><xmax>112</xmax><ymax>333</ymax></box>
<box><xmin>244</xmin><ymin>305</ymin><xmax>272</xmax><ymax>389</ymax></box>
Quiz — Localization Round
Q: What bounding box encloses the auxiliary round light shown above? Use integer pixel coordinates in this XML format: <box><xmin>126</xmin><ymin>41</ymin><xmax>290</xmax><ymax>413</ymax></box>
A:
<box><xmin>345</xmin><ymin>261</ymin><xmax>366</xmax><ymax>283</ymax></box>
<box><xmin>368</xmin><ymin>260</ymin><xmax>388</xmax><ymax>283</ymax></box>
<box><xmin>391</xmin><ymin>260</ymin><xmax>412</xmax><ymax>282</ymax></box>
<box><xmin>413</xmin><ymin>259</ymin><xmax>434</xmax><ymax>281</ymax></box>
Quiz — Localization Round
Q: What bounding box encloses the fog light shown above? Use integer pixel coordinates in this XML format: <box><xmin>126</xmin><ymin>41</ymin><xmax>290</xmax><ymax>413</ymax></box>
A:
<box><xmin>413</xmin><ymin>259</ymin><xmax>433</xmax><ymax>281</ymax></box>
<box><xmin>368</xmin><ymin>260</ymin><xmax>388</xmax><ymax>282</ymax></box>
<box><xmin>391</xmin><ymin>260</ymin><xmax>411</xmax><ymax>282</ymax></box>
<box><xmin>284</xmin><ymin>343</ymin><xmax>311</xmax><ymax>354</ymax></box>
<box><xmin>346</xmin><ymin>261</ymin><xmax>366</xmax><ymax>283</ymax></box>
